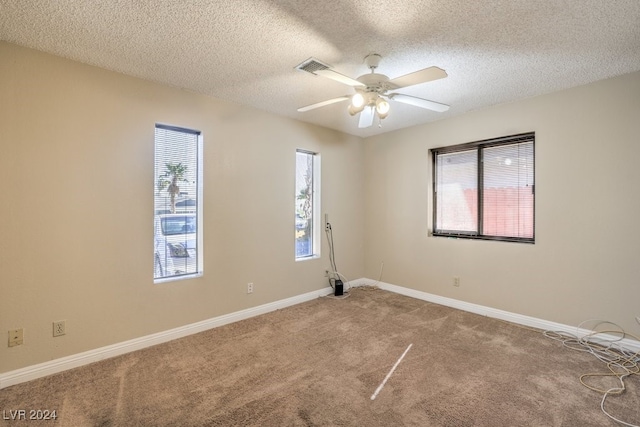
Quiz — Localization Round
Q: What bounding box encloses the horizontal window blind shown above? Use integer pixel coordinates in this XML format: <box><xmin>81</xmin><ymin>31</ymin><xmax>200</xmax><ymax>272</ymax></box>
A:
<box><xmin>154</xmin><ymin>124</ymin><xmax>202</xmax><ymax>281</ymax></box>
<box><xmin>295</xmin><ymin>150</ymin><xmax>316</xmax><ymax>259</ymax></box>
<box><xmin>432</xmin><ymin>132</ymin><xmax>535</xmax><ymax>243</ymax></box>
<box><xmin>435</xmin><ymin>149</ymin><xmax>478</xmax><ymax>234</ymax></box>
<box><xmin>482</xmin><ymin>142</ymin><xmax>534</xmax><ymax>239</ymax></box>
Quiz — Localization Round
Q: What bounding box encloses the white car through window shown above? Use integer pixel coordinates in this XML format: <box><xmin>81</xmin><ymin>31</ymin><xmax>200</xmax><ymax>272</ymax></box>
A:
<box><xmin>154</xmin><ymin>214</ymin><xmax>198</xmax><ymax>279</ymax></box>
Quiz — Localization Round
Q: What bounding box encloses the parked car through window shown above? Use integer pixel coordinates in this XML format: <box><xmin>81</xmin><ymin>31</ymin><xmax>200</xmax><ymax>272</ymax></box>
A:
<box><xmin>154</xmin><ymin>214</ymin><xmax>198</xmax><ymax>278</ymax></box>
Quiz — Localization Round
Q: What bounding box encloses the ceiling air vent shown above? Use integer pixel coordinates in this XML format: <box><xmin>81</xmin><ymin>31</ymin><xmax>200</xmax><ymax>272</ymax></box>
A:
<box><xmin>295</xmin><ymin>57</ymin><xmax>331</xmax><ymax>75</ymax></box>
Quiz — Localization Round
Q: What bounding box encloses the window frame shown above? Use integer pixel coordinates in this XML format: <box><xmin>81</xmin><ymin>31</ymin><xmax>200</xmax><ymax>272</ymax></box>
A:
<box><xmin>154</xmin><ymin>123</ymin><xmax>203</xmax><ymax>283</ymax></box>
<box><xmin>295</xmin><ymin>149</ymin><xmax>321</xmax><ymax>260</ymax></box>
<box><xmin>430</xmin><ymin>132</ymin><xmax>535</xmax><ymax>244</ymax></box>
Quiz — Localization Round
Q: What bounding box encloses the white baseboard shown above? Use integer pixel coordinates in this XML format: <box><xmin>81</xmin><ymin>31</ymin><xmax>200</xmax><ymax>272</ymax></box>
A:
<box><xmin>3</xmin><ymin>279</ymin><xmax>638</xmax><ymax>389</ymax></box>
<box><xmin>0</xmin><ymin>286</ymin><xmax>333</xmax><ymax>389</ymax></box>
<box><xmin>361</xmin><ymin>278</ymin><xmax>640</xmax><ymax>354</ymax></box>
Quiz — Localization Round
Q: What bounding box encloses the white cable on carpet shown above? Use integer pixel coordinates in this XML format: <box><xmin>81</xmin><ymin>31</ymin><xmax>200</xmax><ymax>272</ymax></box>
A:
<box><xmin>370</xmin><ymin>343</ymin><xmax>413</xmax><ymax>401</ymax></box>
<box><xmin>544</xmin><ymin>320</ymin><xmax>640</xmax><ymax>427</ymax></box>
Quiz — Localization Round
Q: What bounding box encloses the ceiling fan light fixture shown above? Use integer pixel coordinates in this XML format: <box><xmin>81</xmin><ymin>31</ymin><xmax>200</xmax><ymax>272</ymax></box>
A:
<box><xmin>347</xmin><ymin>103</ymin><xmax>364</xmax><ymax>116</ymax></box>
<box><xmin>375</xmin><ymin>97</ymin><xmax>390</xmax><ymax>119</ymax></box>
<box><xmin>351</xmin><ymin>92</ymin><xmax>365</xmax><ymax>108</ymax></box>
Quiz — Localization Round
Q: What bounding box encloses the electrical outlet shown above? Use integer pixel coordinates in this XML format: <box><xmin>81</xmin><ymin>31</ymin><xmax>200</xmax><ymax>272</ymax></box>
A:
<box><xmin>453</xmin><ymin>277</ymin><xmax>460</xmax><ymax>287</ymax></box>
<box><xmin>8</xmin><ymin>329</ymin><xmax>23</xmax><ymax>347</ymax></box>
<box><xmin>325</xmin><ymin>269</ymin><xmax>330</xmax><ymax>277</ymax></box>
<box><xmin>53</xmin><ymin>321</ymin><xmax>66</xmax><ymax>337</ymax></box>
<box><xmin>247</xmin><ymin>282</ymin><xmax>254</xmax><ymax>294</ymax></box>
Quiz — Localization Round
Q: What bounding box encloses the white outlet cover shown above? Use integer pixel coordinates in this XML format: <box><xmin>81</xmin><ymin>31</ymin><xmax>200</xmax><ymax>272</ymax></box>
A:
<box><xmin>53</xmin><ymin>321</ymin><xmax>66</xmax><ymax>337</ymax></box>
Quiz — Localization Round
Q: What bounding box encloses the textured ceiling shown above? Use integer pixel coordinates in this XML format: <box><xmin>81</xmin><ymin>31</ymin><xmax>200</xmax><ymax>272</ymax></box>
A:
<box><xmin>1</xmin><ymin>0</ymin><xmax>639</xmax><ymax>137</ymax></box>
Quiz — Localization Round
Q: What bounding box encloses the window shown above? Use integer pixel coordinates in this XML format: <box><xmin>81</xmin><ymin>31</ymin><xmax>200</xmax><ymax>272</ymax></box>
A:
<box><xmin>295</xmin><ymin>150</ymin><xmax>320</xmax><ymax>259</ymax></box>
<box><xmin>431</xmin><ymin>132</ymin><xmax>535</xmax><ymax>243</ymax></box>
<box><xmin>154</xmin><ymin>124</ymin><xmax>203</xmax><ymax>281</ymax></box>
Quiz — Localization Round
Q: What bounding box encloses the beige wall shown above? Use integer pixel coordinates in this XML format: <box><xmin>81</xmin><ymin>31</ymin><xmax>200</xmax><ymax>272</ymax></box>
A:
<box><xmin>0</xmin><ymin>42</ymin><xmax>364</xmax><ymax>372</ymax></box>
<box><xmin>363</xmin><ymin>70</ymin><xmax>640</xmax><ymax>333</ymax></box>
<box><xmin>2</xmin><ymin>40</ymin><xmax>639</xmax><ymax>374</ymax></box>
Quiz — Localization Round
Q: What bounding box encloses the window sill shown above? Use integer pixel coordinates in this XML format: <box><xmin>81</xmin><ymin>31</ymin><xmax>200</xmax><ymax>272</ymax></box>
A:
<box><xmin>154</xmin><ymin>272</ymin><xmax>203</xmax><ymax>285</ymax></box>
<box><xmin>295</xmin><ymin>254</ymin><xmax>320</xmax><ymax>262</ymax></box>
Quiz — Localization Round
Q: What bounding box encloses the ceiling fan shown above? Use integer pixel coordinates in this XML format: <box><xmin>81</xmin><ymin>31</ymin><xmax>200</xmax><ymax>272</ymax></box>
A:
<box><xmin>296</xmin><ymin>54</ymin><xmax>449</xmax><ymax>128</ymax></box>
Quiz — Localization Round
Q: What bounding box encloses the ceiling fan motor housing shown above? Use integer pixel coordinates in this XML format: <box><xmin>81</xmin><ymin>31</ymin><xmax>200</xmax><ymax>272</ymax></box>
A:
<box><xmin>356</xmin><ymin>73</ymin><xmax>391</xmax><ymax>100</ymax></box>
<box><xmin>364</xmin><ymin>53</ymin><xmax>382</xmax><ymax>70</ymax></box>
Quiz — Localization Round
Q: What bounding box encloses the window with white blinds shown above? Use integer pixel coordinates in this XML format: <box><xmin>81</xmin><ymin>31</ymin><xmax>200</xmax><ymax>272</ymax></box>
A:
<box><xmin>295</xmin><ymin>149</ymin><xmax>320</xmax><ymax>259</ymax></box>
<box><xmin>154</xmin><ymin>124</ymin><xmax>203</xmax><ymax>281</ymax></box>
<box><xmin>431</xmin><ymin>133</ymin><xmax>535</xmax><ymax>243</ymax></box>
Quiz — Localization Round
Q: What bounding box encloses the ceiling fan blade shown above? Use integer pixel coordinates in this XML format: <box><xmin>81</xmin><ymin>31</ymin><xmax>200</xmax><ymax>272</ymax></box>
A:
<box><xmin>390</xmin><ymin>93</ymin><xmax>450</xmax><ymax>112</ymax></box>
<box><xmin>297</xmin><ymin>96</ymin><xmax>350</xmax><ymax>112</ymax></box>
<box><xmin>387</xmin><ymin>66</ymin><xmax>447</xmax><ymax>89</ymax></box>
<box><xmin>315</xmin><ymin>69</ymin><xmax>365</xmax><ymax>87</ymax></box>
<box><xmin>358</xmin><ymin>106</ymin><xmax>375</xmax><ymax>128</ymax></box>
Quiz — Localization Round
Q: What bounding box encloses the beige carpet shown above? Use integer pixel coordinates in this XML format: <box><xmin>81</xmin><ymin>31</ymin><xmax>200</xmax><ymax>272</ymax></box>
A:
<box><xmin>1</xmin><ymin>287</ymin><xmax>638</xmax><ymax>426</ymax></box>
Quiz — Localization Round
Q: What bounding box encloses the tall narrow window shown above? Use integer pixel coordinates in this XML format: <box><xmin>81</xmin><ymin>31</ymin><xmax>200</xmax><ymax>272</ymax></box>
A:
<box><xmin>295</xmin><ymin>150</ymin><xmax>320</xmax><ymax>259</ymax></box>
<box><xmin>431</xmin><ymin>132</ymin><xmax>535</xmax><ymax>243</ymax></box>
<box><xmin>154</xmin><ymin>124</ymin><xmax>203</xmax><ymax>281</ymax></box>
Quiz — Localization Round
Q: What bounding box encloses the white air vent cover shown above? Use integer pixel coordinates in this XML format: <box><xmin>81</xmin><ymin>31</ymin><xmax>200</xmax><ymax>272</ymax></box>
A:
<box><xmin>295</xmin><ymin>57</ymin><xmax>331</xmax><ymax>74</ymax></box>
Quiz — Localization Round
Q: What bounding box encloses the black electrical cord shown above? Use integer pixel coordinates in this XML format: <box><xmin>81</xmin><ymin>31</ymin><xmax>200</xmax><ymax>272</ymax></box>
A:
<box><xmin>325</xmin><ymin>222</ymin><xmax>338</xmax><ymax>288</ymax></box>
<box><xmin>326</xmin><ymin>223</ymin><xmax>337</xmax><ymax>271</ymax></box>
<box><xmin>322</xmin><ymin>222</ymin><xmax>352</xmax><ymax>299</ymax></box>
